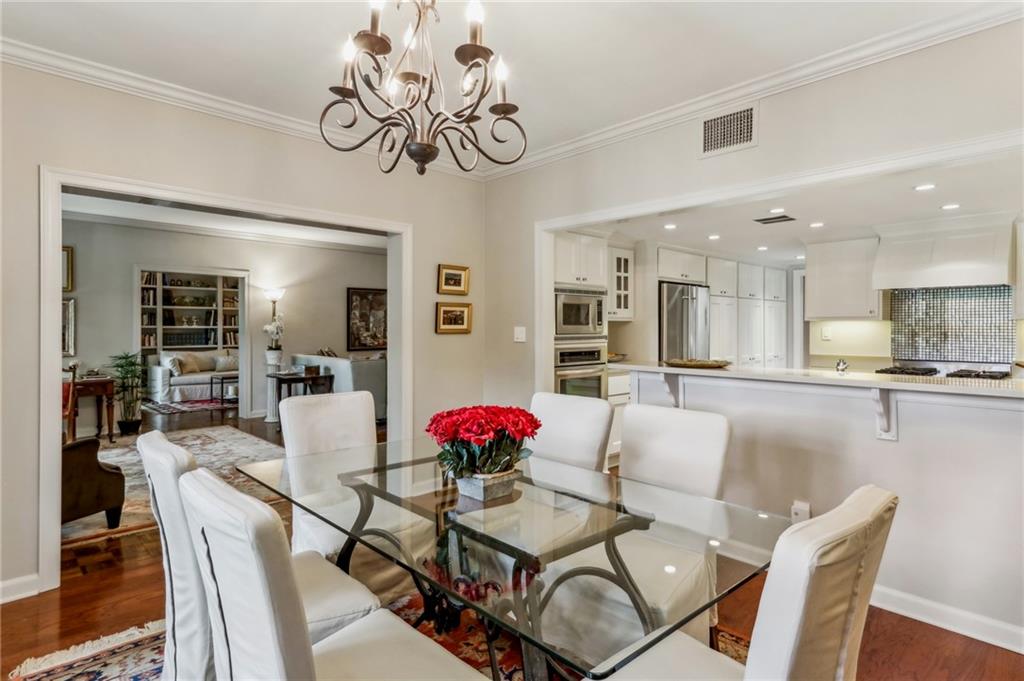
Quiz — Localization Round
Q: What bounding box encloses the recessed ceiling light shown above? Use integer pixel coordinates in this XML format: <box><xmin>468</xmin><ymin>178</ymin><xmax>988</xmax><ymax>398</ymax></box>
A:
<box><xmin>809</xmin><ymin>222</ymin><xmax>824</xmax><ymax>228</ymax></box>
<box><xmin>757</xmin><ymin>512</ymin><xmax>770</xmax><ymax>519</ymax></box>
<box><xmin>769</xmin><ymin>207</ymin><xmax>785</xmax><ymax>214</ymax></box>
<box><xmin>941</xmin><ymin>203</ymin><xmax>960</xmax><ymax>211</ymax></box>
<box><xmin>708</xmin><ymin>539</ymin><xmax>721</xmax><ymax>547</ymax></box>
<box><xmin>708</xmin><ymin>234</ymin><xmax>720</xmax><ymax>240</ymax></box>
<box><xmin>796</xmin><ymin>255</ymin><xmax>806</xmax><ymax>260</ymax></box>
<box><xmin>914</xmin><ymin>183</ymin><xmax>936</xmax><ymax>192</ymax></box>
<box><xmin>757</xmin><ymin>246</ymin><xmax>768</xmax><ymax>251</ymax></box>
<box><xmin>664</xmin><ymin>223</ymin><xmax>677</xmax><ymax>230</ymax></box>
<box><xmin>663</xmin><ymin>565</ymin><xmax>677</xmax><ymax>574</ymax></box>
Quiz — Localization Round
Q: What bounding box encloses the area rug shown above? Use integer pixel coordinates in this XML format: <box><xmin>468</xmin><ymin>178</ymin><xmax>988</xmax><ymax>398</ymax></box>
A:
<box><xmin>7</xmin><ymin>599</ymin><xmax>750</xmax><ymax>680</ymax></box>
<box><xmin>141</xmin><ymin>398</ymin><xmax>235</xmax><ymax>415</ymax></box>
<box><xmin>61</xmin><ymin>426</ymin><xmax>284</xmax><ymax>545</ymax></box>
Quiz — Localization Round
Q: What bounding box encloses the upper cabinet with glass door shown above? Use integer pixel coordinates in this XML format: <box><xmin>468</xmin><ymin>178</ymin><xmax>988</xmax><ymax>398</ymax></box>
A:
<box><xmin>607</xmin><ymin>247</ymin><xmax>634</xmax><ymax>320</ymax></box>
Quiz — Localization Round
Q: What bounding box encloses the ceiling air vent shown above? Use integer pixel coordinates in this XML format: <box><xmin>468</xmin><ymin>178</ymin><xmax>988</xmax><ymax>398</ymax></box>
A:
<box><xmin>699</xmin><ymin>103</ymin><xmax>758</xmax><ymax>158</ymax></box>
<box><xmin>754</xmin><ymin>215</ymin><xmax>795</xmax><ymax>225</ymax></box>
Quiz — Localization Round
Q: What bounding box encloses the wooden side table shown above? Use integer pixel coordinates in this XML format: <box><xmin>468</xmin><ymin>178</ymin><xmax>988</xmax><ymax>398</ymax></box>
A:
<box><xmin>75</xmin><ymin>377</ymin><xmax>116</xmax><ymax>443</ymax></box>
<box><xmin>267</xmin><ymin>372</ymin><xmax>335</xmax><ymax>430</ymax></box>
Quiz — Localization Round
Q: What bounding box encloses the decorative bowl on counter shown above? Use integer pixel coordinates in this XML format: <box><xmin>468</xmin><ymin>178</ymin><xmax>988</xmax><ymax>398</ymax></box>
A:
<box><xmin>664</xmin><ymin>358</ymin><xmax>731</xmax><ymax>369</ymax></box>
<box><xmin>608</xmin><ymin>352</ymin><xmax>628</xmax><ymax>363</ymax></box>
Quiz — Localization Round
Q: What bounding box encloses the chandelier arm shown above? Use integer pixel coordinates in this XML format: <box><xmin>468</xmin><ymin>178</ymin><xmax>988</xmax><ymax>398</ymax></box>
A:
<box><xmin>427</xmin><ymin>60</ymin><xmax>491</xmax><ymax>136</ymax></box>
<box><xmin>320</xmin><ymin>102</ymin><xmax>409</xmax><ymax>153</ymax></box>
<box><xmin>437</xmin><ymin>129</ymin><xmax>479</xmax><ymax>172</ymax></box>
<box><xmin>378</xmin><ymin>127</ymin><xmax>411</xmax><ymax>174</ymax></box>
<box><xmin>435</xmin><ymin>119</ymin><xmax>527</xmax><ymax>166</ymax></box>
<box><xmin>351</xmin><ymin>56</ymin><xmax>419</xmax><ymax>131</ymax></box>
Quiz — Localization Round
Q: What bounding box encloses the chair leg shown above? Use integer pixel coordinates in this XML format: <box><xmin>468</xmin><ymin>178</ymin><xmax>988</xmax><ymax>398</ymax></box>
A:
<box><xmin>105</xmin><ymin>506</ymin><xmax>123</xmax><ymax>529</ymax></box>
<box><xmin>709</xmin><ymin>625</ymin><xmax>721</xmax><ymax>651</ymax></box>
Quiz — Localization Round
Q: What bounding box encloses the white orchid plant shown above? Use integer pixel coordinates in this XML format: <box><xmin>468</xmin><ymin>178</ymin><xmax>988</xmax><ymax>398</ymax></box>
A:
<box><xmin>263</xmin><ymin>314</ymin><xmax>284</xmax><ymax>350</ymax></box>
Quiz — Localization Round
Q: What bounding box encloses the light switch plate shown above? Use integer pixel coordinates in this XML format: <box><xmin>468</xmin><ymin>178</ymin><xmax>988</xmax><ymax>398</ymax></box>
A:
<box><xmin>513</xmin><ymin>326</ymin><xmax>527</xmax><ymax>343</ymax></box>
<box><xmin>820</xmin><ymin>326</ymin><xmax>832</xmax><ymax>341</ymax></box>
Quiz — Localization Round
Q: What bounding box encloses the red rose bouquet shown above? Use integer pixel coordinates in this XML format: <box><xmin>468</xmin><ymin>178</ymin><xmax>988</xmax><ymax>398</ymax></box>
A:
<box><xmin>426</xmin><ymin>405</ymin><xmax>542</xmax><ymax>479</ymax></box>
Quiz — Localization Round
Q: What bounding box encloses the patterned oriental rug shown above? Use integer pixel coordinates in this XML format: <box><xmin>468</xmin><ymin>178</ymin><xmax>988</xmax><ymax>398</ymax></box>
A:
<box><xmin>141</xmin><ymin>398</ymin><xmax>236</xmax><ymax>414</ymax></box>
<box><xmin>7</xmin><ymin>596</ymin><xmax>750</xmax><ymax>680</ymax></box>
<box><xmin>61</xmin><ymin>426</ymin><xmax>284</xmax><ymax>545</ymax></box>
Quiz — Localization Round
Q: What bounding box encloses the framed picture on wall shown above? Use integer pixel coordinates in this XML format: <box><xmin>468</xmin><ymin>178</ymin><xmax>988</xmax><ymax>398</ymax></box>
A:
<box><xmin>347</xmin><ymin>288</ymin><xmax>387</xmax><ymax>351</ymax></box>
<box><xmin>62</xmin><ymin>298</ymin><xmax>76</xmax><ymax>357</ymax></box>
<box><xmin>435</xmin><ymin>302</ymin><xmax>472</xmax><ymax>334</ymax></box>
<box><xmin>62</xmin><ymin>246</ymin><xmax>74</xmax><ymax>293</ymax></box>
<box><xmin>437</xmin><ymin>264</ymin><xmax>470</xmax><ymax>295</ymax></box>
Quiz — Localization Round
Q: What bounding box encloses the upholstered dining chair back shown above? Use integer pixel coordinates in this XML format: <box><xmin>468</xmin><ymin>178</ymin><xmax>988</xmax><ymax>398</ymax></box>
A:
<box><xmin>137</xmin><ymin>431</ymin><xmax>213</xmax><ymax>681</ymax></box>
<box><xmin>279</xmin><ymin>390</ymin><xmax>377</xmax><ymax>458</ymax></box>
<box><xmin>528</xmin><ymin>392</ymin><xmax>613</xmax><ymax>470</ymax></box>
<box><xmin>179</xmin><ymin>468</ymin><xmax>317</xmax><ymax>680</ymax></box>
<box><xmin>620</xmin><ymin>404</ymin><xmax>729</xmax><ymax>499</ymax></box>
<box><xmin>744</xmin><ymin>485</ymin><xmax>899</xmax><ymax>681</ymax></box>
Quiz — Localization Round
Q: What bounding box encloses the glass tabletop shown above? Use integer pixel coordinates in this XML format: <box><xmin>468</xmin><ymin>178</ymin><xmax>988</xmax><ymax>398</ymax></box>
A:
<box><xmin>238</xmin><ymin>438</ymin><xmax>789</xmax><ymax>679</ymax></box>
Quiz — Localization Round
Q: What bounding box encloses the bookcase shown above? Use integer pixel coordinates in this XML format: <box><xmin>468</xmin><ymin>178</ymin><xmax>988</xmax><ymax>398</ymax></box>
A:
<box><xmin>137</xmin><ymin>269</ymin><xmax>244</xmax><ymax>360</ymax></box>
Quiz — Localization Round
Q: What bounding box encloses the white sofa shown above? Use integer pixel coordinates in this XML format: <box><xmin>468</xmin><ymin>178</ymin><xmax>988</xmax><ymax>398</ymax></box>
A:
<box><xmin>148</xmin><ymin>349</ymin><xmax>239</xmax><ymax>403</ymax></box>
<box><xmin>290</xmin><ymin>354</ymin><xmax>387</xmax><ymax>421</ymax></box>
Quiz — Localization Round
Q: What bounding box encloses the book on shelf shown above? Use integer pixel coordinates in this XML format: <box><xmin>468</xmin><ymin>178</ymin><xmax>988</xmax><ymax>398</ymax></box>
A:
<box><xmin>141</xmin><ymin>271</ymin><xmax>158</xmax><ymax>286</ymax></box>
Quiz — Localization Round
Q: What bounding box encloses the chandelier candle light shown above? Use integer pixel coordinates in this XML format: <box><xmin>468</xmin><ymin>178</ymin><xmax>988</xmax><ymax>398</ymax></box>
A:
<box><xmin>320</xmin><ymin>0</ymin><xmax>526</xmax><ymax>175</ymax></box>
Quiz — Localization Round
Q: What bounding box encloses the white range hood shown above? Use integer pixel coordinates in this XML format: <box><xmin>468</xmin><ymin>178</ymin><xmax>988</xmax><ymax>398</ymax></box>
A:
<box><xmin>871</xmin><ymin>212</ymin><xmax>1017</xmax><ymax>290</ymax></box>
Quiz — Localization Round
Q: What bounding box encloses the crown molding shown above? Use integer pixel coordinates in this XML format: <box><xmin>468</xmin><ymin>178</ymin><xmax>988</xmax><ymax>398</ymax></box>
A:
<box><xmin>2</xmin><ymin>4</ymin><xmax>1019</xmax><ymax>184</ymax></box>
<box><xmin>480</xmin><ymin>4</ymin><xmax>1023</xmax><ymax>180</ymax></box>
<box><xmin>0</xmin><ymin>38</ymin><xmax>478</xmax><ymax>181</ymax></box>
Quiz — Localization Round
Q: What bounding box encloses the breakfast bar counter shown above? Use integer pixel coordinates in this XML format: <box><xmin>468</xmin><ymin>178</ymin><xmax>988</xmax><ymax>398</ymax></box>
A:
<box><xmin>615</xmin><ymin>360</ymin><xmax>1023</xmax><ymax>650</ymax></box>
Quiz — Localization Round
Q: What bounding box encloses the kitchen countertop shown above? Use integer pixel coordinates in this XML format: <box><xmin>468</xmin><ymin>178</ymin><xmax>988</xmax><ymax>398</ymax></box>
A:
<box><xmin>616</xmin><ymin>361</ymin><xmax>1024</xmax><ymax>399</ymax></box>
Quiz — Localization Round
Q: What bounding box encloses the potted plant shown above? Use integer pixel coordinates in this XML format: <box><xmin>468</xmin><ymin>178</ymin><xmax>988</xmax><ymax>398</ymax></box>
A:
<box><xmin>109</xmin><ymin>351</ymin><xmax>145</xmax><ymax>435</ymax></box>
<box><xmin>426</xmin><ymin>405</ymin><xmax>542</xmax><ymax>501</ymax></box>
<box><xmin>263</xmin><ymin>313</ymin><xmax>285</xmax><ymax>366</ymax></box>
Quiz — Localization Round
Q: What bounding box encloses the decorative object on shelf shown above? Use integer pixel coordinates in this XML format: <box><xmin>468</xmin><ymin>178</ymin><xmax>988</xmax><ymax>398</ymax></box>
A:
<box><xmin>319</xmin><ymin>0</ymin><xmax>525</xmax><ymax>175</ymax></box>
<box><xmin>62</xmin><ymin>245</ymin><xmax>74</xmax><ymax>292</ymax></box>
<box><xmin>608</xmin><ymin>352</ymin><xmax>628</xmax><ymax>363</ymax></box>
<box><xmin>317</xmin><ymin>347</ymin><xmax>340</xmax><ymax>357</ymax></box>
<box><xmin>62</xmin><ymin>298</ymin><xmax>76</xmax><ymax>357</ymax></box>
<box><xmin>426</xmin><ymin>405</ymin><xmax>540</xmax><ymax>501</ymax></box>
<box><xmin>836</xmin><ymin>358</ymin><xmax>849</xmax><ymax>374</ymax></box>
<box><xmin>437</xmin><ymin>264</ymin><xmax>470</xmax><ymax>295</ymax></box>
<box><xmin>664</xmin><ymin>358</ymin><xmax>731</xmax><ymax>369</ymax></box>
<box><xmin>109</xmin><ymin>351</ymin><xmax>145</xmax><ymax>435</ymax></box>
<box><xmin>435</xmin><ymin>302</ymin><xmax>472</xmax><ymax>334</ymax></box>
<box><xmin>347</xmin><ymin>287</ymin><xmax>388</xmax><ymax>351</ymax></box>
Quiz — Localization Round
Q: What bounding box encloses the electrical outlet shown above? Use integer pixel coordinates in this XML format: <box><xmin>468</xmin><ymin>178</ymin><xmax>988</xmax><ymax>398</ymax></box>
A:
<box><xmin>791</xmin><ymin>499</ymin><xmax>811</xmax><ymax>524</ymax></box>
<box><xmin>820</xmin><ymin>326</ymin><xmax>832</xmax><ymax>341</ymax></box>
<box><xmin>513</xmin><ymin>326</ymin><xmax>527</xmax><ymax>343</ymax></box>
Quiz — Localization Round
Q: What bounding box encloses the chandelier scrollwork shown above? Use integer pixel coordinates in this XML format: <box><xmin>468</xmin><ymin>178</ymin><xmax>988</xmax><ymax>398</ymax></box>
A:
<box><xmin>320</xmin><ymin>0</ymin><xmax>526</xmax><ymax>175</ymax></box>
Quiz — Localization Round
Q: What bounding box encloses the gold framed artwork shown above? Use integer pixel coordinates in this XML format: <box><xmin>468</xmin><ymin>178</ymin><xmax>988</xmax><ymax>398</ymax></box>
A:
<box><xmin>62</xmin><ymin>246</ymin><xmax>74</xmax><ymax>293</ymax></box>
<box><xmin>436</xmin><ymin>264</ymin><xmax>470</xmax><ymax>295</ymax></box>
<box><xmin>435</xmin><ymin>302</ymin><xmax>472</xmax><ymax>334</ymax></box>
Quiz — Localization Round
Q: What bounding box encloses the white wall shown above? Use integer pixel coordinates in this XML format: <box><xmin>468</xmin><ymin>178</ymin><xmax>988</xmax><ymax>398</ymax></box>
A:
<box><xmin>484</xmin><ymin>22</ymin><xmax>1023</xmax><ymax>407</ymax></box>
<box><xmin>1</xmin><ymin>63</ymin><xmax>486</xmax><ymax>585</ymax></box>
<box><xmin>62</xmin><ymin>219</ymin><xmax>387</xmax><ymax>430</ymax></box>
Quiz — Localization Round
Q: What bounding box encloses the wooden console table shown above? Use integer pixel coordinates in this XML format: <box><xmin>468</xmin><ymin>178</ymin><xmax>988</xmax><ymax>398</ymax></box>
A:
<box><xmin>267</xmin><ymin>372</ymin><xmax>335</xmax><ymax>429</ymax></box>
<box><xmin>74</xmin><ymin>377</ymin><xmax>116</xmax><ymax>443</ymax></box>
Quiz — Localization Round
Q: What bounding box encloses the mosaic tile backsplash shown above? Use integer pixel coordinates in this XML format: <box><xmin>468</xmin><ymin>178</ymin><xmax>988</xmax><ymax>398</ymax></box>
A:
<box><xmin>891</xmin><ymin>285</ymin><xmax>1015</xmax><ymax>363</ymax></box>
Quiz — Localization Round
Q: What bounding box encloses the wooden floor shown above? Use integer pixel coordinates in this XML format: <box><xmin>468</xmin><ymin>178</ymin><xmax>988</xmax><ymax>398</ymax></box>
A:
<box><xmin>3</xmin><ymin>411</ymin><xmax>1021</xmax><ymax>679</ymax></box>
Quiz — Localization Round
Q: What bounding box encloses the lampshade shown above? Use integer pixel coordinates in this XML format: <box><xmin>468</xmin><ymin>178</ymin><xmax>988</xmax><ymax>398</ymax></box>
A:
<box><xmin>263</xmin><ymin>288</ymin><xmax>286</xmax><ymax>303</ymax></box>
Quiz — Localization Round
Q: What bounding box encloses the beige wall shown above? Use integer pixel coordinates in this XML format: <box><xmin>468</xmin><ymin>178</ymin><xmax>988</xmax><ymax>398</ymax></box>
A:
<box><xmin>62</xmin><ymin>219</ymin><xmax>388</xmax><ymax>430</ymax></box>
<box><xmin>1</xmin><ymin>63</ymin><xmax>485</xmax><ymax>584</ymax></box>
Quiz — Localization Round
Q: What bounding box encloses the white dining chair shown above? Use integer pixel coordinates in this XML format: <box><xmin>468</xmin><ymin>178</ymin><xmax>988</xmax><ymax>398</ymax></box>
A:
<box><xmin>537</xmin><ymin>404</ymin><xmax>731</xmax><ymax>662</ymax></box>
<box><xmin>137</xmin><ymin>430</ymin><xmax>379</xmax><ymax>681</ymax></box>
<box><xmin>620</xmin><ymin>404</ymin><xmax>730</xmax><ymax>498</ymax></box>
<box><xmin>279</xmin><ymin>391</ymin><xmax>429</xmax><ymax>603</ymax></box>
<box><xmin>178</xmin><ymin>467</ymin><xmax>482</xmax><ymax>681</ymax></box>
<box><xmin>605</xmin><ymin>484</ymin><xmax>898</xmax><ymax>680</ymax></box>
<box><xmin>529</xmin><ymin>392</ymin><xmax>613</xmax><ymax>470</ymax></box>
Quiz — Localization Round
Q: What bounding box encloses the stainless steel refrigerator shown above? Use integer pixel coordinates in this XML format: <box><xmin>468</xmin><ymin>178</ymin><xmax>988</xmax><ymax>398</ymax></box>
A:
<box><xmin>659</xmin><ymin>282</ymin><xmax>710</xmax><ymax>361</ymax></box>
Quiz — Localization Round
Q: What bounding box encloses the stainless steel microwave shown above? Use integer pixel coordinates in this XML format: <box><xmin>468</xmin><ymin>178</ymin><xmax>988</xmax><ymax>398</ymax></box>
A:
<box><xmin>555</xmin><ymin>288</ymin><xmax>606</xmax><ymax>336</ymax></box>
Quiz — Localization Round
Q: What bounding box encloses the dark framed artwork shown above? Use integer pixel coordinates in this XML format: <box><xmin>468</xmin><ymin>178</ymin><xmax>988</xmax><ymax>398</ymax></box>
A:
<box><xmin>437</xmin><ymin>264</ymin><xmax>470</xmax><ymax>295</ymax></box>
<box><xmin>347</xmin><ymin>288</ymin><xmax>387</xmax><ymax>351</ymax></box>
<box><xmin>435</xmin><ymin>302</ymin><xmax>472</xmax><ymax>334</ymax></box>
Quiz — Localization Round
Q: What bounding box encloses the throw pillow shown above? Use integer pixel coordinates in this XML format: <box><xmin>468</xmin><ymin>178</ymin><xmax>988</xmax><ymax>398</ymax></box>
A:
<box><xmin>191</xmin><ymin>350</ymin><xmax>219</xmax><ymax>372</ymax></box>
<box><xmin>166</xmin><ymin>357</ymin><xmax>183</xmax><ymax>377</ymax></box>
<box><xmin>214</xmin><ymin>355</ymin><xmax>239</xmax><ymax>372</ymax></box>
<box><xmin>178</xmin><ymin>353</ymin><xmax>201</xmax><ymax>375</ymax></box>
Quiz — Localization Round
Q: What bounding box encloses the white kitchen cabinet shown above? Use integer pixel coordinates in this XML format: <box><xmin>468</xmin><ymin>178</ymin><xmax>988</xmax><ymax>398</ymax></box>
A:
<box><xmin>1015</xmin><ymin>221</ymin><xmax>1024</xmax><ymax>319</ymax></box>
<box><xmin>737</xmin><ymin>298</ymin><xmax>764</xmax><ymax>367</ymax></box>
<box><xmin>710</xmin><ymin>295</ymin><xmax>738</xmax><ymax>364</ymax></box>
<box><xmin>657</xmin><ymin>248</ymin><xmax>706</xmax><ymax>284</ymax></box>
<box><xmin>608</xmin><ymin>247</ymin><xmax>634</xmax><ymax>320</ymax></box>
<box><xmin>764</xmin><ymin>268</ymin><xmax>787</xmax><ymax>302</ymax></box>
<box><xmin>805</xmin><ymin>238</ymin><xmax>887</xmax><ymax>320</ymax></box>
<box><xmin>606</xmin><ymin>372</ymin><xmax>631</xmax><ymax>467</ymax></box>
<box><xmin>738</xmin><ymin>263</ymin><xmax>764</xmax><ymax>300</ymax></box>
<box><xmin>764</xmin><ymin>300</ymin><xmax>788</xmax><ymax>368</ymax></box>
<box><xmin>707</xmin><ymin>258</ymin><xmax>738</xmax><ymax>297</ymax></box>
<box><xmin>554</xmin><ymin>232</ymin><xmax>607</xmax><ymax>286</ymax></box>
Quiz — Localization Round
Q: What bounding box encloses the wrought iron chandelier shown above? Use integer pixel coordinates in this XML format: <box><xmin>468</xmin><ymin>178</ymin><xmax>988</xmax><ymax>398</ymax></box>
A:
<box><xmin>319</xmin><ymin>0</ymin><xmax>526</xmax><ymax>175</ymax></box>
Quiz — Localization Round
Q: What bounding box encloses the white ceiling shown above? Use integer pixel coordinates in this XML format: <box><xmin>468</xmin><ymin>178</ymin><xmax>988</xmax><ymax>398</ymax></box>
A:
<box><xmin>590</xmin><ymin>150</ymin><xmax>1023</xmax><ymax>265</ymax></box>
<box><xmin>62</xmin><ymin>194</ymin><xmax>389</xmax><ymax>252</ymax></box>
<box><xmin>0</xmin><ymin>1</ymin><xmax>1006</xmax><ymax>166</ymax></box>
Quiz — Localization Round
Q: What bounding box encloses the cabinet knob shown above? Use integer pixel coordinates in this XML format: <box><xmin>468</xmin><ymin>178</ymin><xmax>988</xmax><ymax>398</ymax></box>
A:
<box><xmin>869</xmin><ymin>309</ymin><xmax>875</xmax><ymax>314</ymax></box>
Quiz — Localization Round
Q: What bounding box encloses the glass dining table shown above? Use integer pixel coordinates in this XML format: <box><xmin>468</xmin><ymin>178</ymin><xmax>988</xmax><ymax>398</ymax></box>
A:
<box><xmin>238</xmin><ymin>438</ymin><xmax>790</xmax><ymax>680</ymax></box>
